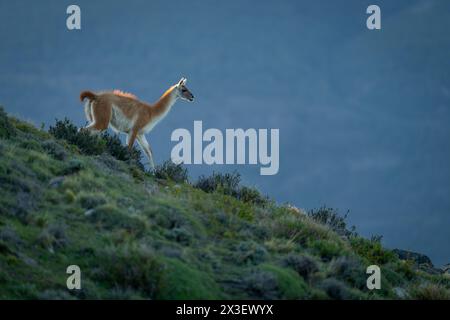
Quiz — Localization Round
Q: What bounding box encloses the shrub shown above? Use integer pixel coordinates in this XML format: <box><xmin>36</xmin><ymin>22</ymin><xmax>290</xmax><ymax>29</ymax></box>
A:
<box><xmin>308</xmin><ymin>206</ymin><xmax>356</xmax><ymax>238</ymax></box>
<box><xmin>0</xmin><ymin>106</ymin><xmax>15</xmax><ymax>139</ymax></box>
<box><xmin>86</xmin><ymin>205</ymin><xmax>146</xmax><ymax>236</ymax></box>
<box><xmin>37</xmin><ymin>224</ymin><xmax>69</xmax><ymax>250</ymax></box>
<box><xmin>78</xmin><ymin>193</ymin><xmax>107</xmax><ymax>209</ymax></box>
<box><xmin>195</xmin><ymin>171</ymin><xmax>241</xmax><ymax>196</ymax></box>
<box><xmin>153</xmin><ymin>160</ymin><xmax>188</xmax><ymax>183</ymax></box>
<box><xmin>0</xmin><ymin>226</ymin><xmax>23</xmax><ymax>247</ymax></box>
<box><xmin>48</xmin><ymin>118</ymin><xmax>143</xmax><ymax>168</ymax></box>
<box><xmin>261</xmin><ymin>264</ymin><xmax>309</xmax><ymax>299</ymax></box>
<box><xmin>60</xmin><ymin>159</ymin><xmax>84</xmax><ymax>175</ymax></box>
<box><xmin>320</xmin><ymin>278</ymin><xmax>352</xmax><ymax>300</ymax></box>
<box><xmin>101</xmin><ymin>133</ymin><xmax>143</xmax><ymax>169</ymax></box>
<box><xmin>243</xmin><ymin>270</ymin><xmax>279</xmax><ymax>299</ymax></box>
<box><xmin>195</xmin><ymin>171</ymin><xmax>269</xmax><ymax>206</ymax></box>
<box><xmin>95</xmin><ymin>244</ymin><xmax>162</xmax><ymax>297</ymax></box>
<box><xmin>328</xmin><ymin>256</ymin><xmax>366</xmax><ymax>289</ymax></box>
<box><xmin>309</xmin><ymin>239</ymin><xmax>344</xmax><ymax>262</ymax></box>
<box><xmin>41</xmin><ymin>140</ymin><xmax>67</xmax><ymax>160</ymax></box>
<box><xmin>49</xmin><ymin>118</ymin><xmax>106</xmax><ymax>155</ymax></box>
<box><xmin>237</xmin><ymin>186</ymin><xmax>270</xmax><ymax>207</ymax></box>
<box><xmin>233</xmin><ymin>241</ymin><xmax>268</xmax><ymax>265</ymax></box>
<box><xmin>410</xmin><ymin>283</ymin><xmax>450</xmax><ymax>300</ymax></box>
<box><xmin>283</xmin><ymin>254</ymin><xmax>319</xmax><ymax>280</ymax></box>
<box><xmin>350</xmin><ymin>236</ymin><xmax>396</xmax><ymax>265</ymax></box>
<box><xmin>166</xmin><ymin>227</ymin><xmax>193</xmax><ymax>245</ymax></box>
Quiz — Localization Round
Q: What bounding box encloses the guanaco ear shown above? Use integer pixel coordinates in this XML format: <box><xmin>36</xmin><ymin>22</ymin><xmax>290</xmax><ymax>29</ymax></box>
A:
<box><xmin>178</xmin><ymin>77</ymin><xmax>187</xmax><ymax>86</ymax></box>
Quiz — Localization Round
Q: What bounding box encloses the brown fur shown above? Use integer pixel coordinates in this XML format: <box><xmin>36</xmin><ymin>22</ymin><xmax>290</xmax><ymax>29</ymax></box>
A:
<box><xmin>79</xmin><ymin>78</ymin><xmax>194</xmax><ymax>168</ymax></box>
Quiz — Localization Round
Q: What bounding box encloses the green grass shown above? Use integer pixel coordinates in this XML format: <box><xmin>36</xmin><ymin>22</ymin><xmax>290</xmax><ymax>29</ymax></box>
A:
<box><xmin>0</xmin><ymin>107</ymin><xmax>449</xmax><ymax>300</ymax></box>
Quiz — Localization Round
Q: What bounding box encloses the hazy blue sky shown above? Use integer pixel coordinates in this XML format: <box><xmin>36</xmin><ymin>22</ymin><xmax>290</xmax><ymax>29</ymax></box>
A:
<box><xmin>0</xmin><ymin>0</ymin><xmax>449</xmax><ymax>265</ymax></box>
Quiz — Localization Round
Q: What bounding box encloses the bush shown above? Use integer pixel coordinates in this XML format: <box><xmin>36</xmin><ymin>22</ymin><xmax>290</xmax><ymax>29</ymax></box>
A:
<box><xmin>0</xmin><ymin>106</ymin><xmax>15</xmax><ymax>139</ymax></box>
<box><xmin>95</xmin><ymin>244</ymin><xmax>162</xmax><ymax>297</ymax></box>
<box><xmin>350</xmin><ymin>236</ymin><xmax>396</xmax><ymax>265</ymax></box>
<box><xmin>37</xmin><ymin>224</ymin><xmax>69</xmax><ymax>251</ymax></box>
<box><xmin>410</xmin><ymin>283</ymin><xmax>450</xmax><ymax>300</ymax></box>
<box><xmin>233</xmin><ymin>241</ymin><xmax>268</xmax><ymax>265</ymax></box>
<box><xmin>48</xmin><ymin>118</ymin><xmax>143</xmax><ymax>168</ymax></box>
<box><xmin>42</xmin><ymin>140</ymin><xmax>67</xmax><ymax>160</ymax></box>
<box><xmin>308</xmin><ymin>206</ymin><xmax>356</xmax><ymax>238</ymax></box>
<box><xmin>328</xmin><ymin>256</ymin><xmax>366</xmax><ymax>289</ymax></box>
<box><xmin>165</xmin><ymin>227</ymin><xmax>193</xmax><ymax>245</ymax></box>
<box><xmin>153</xmin><ymin>160</ymin><xmax>188</xmax><ymax>183</ymax></box>
<box><xmin>243</xmin><ymin>270</ymin><xmax>279</xmax><ymax>299</ymax></box>
<box><xmin>78</xmin><ymin>193</ymin><xmax>107</xmax><ymax>209</ymax></box>
<box><xmin>282</xmin><ymin>254</ymin><xmax>319</xmax><ymax>280</ymax></box>
<box><xmin>86</xmin><ymin>205</ymin><xmax>146</xmax><ymax>236</ymax></box>
<box><xmin>59</xmin><ymin>159</ymin><xmax>84</xmax><ymax>175</ymax></box>
<box><xmin>320</xmin><ymin>278</ymin><xmax>352</xmax><ymax>300</ymax></box>
<box><xmin>101</xmin><ymin>133</ymin><xmax>143</xmax><ymax>168</ymax></box>
<box><xmin>49</xmin><ymin>118</ymin><xmax>106</xmax><ymax>155</ymax></box>
<box><xmin>309</xmin><ymin>239</ymin><xmax>344</xmax><ymax>262</ymax></box>
<box><xmin>195</xmin><ymin>171</ymin><xmax>269</xmax><ymax>206</ymax></box>
<box><xmin>195</xmin><ymin>171</ymin><xmax>241</xmax><ymax>196</ymax></box>
<box><xmin>237</xmin><ymin>186</ymin><xmax>270</xmax><ymax>207</ymax></box>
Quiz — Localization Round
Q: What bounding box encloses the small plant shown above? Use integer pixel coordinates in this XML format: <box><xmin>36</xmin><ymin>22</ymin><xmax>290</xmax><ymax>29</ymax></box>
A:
<box><xmin>320</xmin><ymin>278</ymin><xmax>352</xmax><ymax>300</ymax></box>
<box><xmin>410</xmin><ymin>283</ymin><xmax>450</xmax><ymax>300</ymax></box>
<box><xmin>41</xmin><ymin>140</ymin><xmax>67</xmax><ymax>160</ymax></box>
<box><xmin>195</xmin><ymin>171</ymin><xmax>269</xmax><ymax>206</ymax></box>
<box><xmin>243</xmin><ymin>270</ymin><xmax>279</xmax><ymax>299</ymax></box>
<box><xmin>282</xmin><ymin>254</ymin><xmax>319</xmax><ymax>280</ymax></box>
<box><xmin>37</xmin><ymin>224</ymin><xmax>69</xmax><ymax>251</ymax></box>
<box><xmin>233</xmin><ymin>241</ymin><xmax>268</xmax><ymax>265</ymax></box>
<box><xmin>328</xmin><ymin>256</ymin><xmax>366</xmax><ymax>289</ymax></box>
<box><xmin>237</xmin><ymin>186</ymin><xmax>270</xmax><ymax>207</ymax></box>
<box><xmin>95</xmin><ymin>244</ymin><xmax>162</xmax><ymax>297</ymax></box>
<box><xmin>350</xmin><ymin>236</ymin><xmax>396</xmax><ymax>265</ymax></box>
<box><xmin>153</xmin><ymin>160</ymin><xmax>188</xmax><ymax>183</ymax></box>
<box><xmin>195</xmin><ymin>171</ymin><xmax>241</xmax><ymax>196</ymax></box>
<box><xmin>308</xmin><ymin>206</ymin><xmax>357</xmax><ymax>238</ymax></box>
<box><xmin>48</xmin><ymin>118</ymin><xmax>143</xmax><ymax>169</ymax></box>
<box><xmin>101</xmin><ymin>132</ymin><xmax>143</xmax><ymax>168</ymax></box>
<box><xmin>49</xmin><ymin>118</ymin><xmax>106</xmax><ymax>155</ymax></box>
<box><xmin>0</xmin><ymin>106</ymin><xmax>15</xmax><ymax>139</ymax></box>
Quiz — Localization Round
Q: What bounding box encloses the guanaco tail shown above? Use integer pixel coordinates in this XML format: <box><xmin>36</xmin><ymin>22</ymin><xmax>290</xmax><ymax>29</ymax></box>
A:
<box><xmin>79</xmin><ymin>78</ymin><xmax>194</xmax><ymax>168</ymax></box>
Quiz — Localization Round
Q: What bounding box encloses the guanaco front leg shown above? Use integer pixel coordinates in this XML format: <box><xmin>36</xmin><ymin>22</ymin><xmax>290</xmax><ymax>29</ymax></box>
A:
<box><xmin>137</xmin><ymin>133</ymin><xmax>155</xmax><ymax>169</ymax></box>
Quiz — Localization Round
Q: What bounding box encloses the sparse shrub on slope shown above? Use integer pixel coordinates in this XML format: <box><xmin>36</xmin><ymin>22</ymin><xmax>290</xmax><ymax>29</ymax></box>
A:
<box><xmin>49</xmin><ymin>118</ymin><xmax>106</xmax><ymax>155</ymax></box>
<box><xmin>95</xmin><ymin>244</ymin><xmax>163</xmax><ymax>298</ymax></box>
<box><xmin>195</xmin><ymin>171</ymin><xmax>241</xmax><ymax>196</ymax></box>
<box><xmin>195</xmin><ymin>171</ymin><xmax>269</xmax><ymax>207</ymax></box>
<box><xmin>153</xmin><ymin>160</ymin><xmax>188</xmax><ymax>183</ymax></box>
<box><xmin>350</xmin><ymin>236</ymin><xmax>397</xmax><ymax>265</ymax></box>
<box><xmin>48</xmin><ymin>118</ymin><xmax>143</xmax><ymax>169</ymax></box>
<box><xmin>282</xmin><ymin>254</ymin><xmax>319</xmax><ymax>280</ymax></box>
<box><xmin>308</xmin><ymin>206</ymin><xmax>356</xmax><ymax>238</ymax></box>
<box><xmin>409</xmin><ymin>283</ymin><xmax>450</xmax><ymax>300</ymax></box>
<box><xmin>0</xmin><ymin>106</ymin><xmax>15</xmax><ymax>139</ymax></box>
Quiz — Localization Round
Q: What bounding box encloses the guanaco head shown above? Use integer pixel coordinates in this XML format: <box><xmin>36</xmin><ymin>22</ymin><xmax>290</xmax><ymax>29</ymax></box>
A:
<box><xmin>175</xmin><ymin>77</ymin><xmax>194</xmax><ymax>102</ymax></box>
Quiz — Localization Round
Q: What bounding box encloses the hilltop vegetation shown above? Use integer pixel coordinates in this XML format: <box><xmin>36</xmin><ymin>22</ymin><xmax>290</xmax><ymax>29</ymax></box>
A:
<box><xmin>0</xmin><ymin>106</ymin><xmax>449</xmax><ymax>300</ymax></box>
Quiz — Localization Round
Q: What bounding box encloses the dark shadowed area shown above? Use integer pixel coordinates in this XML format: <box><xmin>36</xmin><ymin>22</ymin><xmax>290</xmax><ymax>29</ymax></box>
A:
<box><xmin>0</xmin><ymin>0</ymin><xmax>449</xmax><ymax>265</ymax></box>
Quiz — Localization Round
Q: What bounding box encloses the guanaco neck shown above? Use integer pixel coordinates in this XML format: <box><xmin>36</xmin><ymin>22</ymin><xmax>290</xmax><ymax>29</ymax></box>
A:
<box><xmin>150</xmin><ymin>85</ymin><xmax>178</xmax><ymax>120</ymax></box>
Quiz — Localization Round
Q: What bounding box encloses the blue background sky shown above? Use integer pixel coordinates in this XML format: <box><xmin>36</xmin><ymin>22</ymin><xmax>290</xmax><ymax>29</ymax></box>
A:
<box><xmin>0</xmin><ymin>0</ymin><xmax>449</xmax><ymax>265</ymax></box>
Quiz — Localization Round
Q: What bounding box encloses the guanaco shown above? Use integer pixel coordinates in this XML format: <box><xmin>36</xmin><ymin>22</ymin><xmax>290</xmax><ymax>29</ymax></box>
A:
<box><xmin>79</xmin><ymin>78</ymin><xmax>194</xmax><ymax>168</ymax></box>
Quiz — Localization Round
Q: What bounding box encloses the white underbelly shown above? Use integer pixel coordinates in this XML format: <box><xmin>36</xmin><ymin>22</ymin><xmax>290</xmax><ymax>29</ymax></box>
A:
<box><xmin>110</xmin><ymin>105</ymin><xmax>134</xmax><ymax>133</ymax></box>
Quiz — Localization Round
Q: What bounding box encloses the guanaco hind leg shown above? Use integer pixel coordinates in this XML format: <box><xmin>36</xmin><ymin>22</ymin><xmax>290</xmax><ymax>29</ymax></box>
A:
<box><xmin>82</xmin><ymin>100</ymin><xmax>111</xmax><ymax>132</ymax></box>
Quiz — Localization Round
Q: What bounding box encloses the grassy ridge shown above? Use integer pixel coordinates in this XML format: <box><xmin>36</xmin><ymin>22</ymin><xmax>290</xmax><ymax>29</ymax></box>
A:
<box><xmin>0</xmin><ymin>106</ymin><xmax>449</xmax><ymax>300</ymax></box>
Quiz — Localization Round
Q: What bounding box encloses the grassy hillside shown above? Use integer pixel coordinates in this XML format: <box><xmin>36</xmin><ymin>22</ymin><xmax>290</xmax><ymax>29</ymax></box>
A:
<box><xmin>0</xmin><ymin>106</ymin><xmax>449</xmax><ymax>300</ymax></box>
